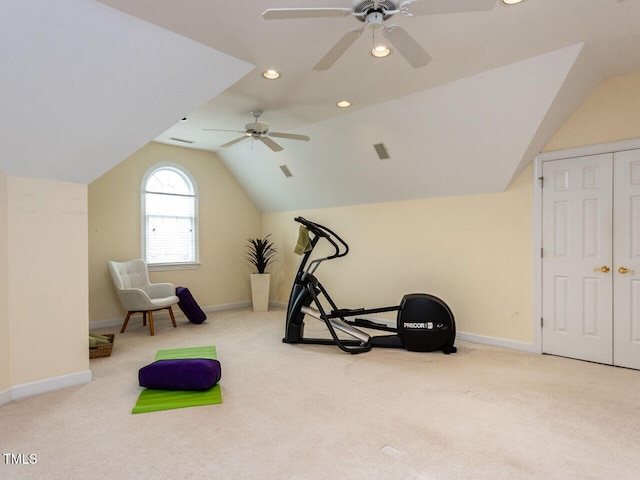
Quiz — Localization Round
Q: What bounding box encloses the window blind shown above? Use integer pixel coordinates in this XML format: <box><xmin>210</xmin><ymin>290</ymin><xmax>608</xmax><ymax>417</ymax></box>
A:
<box><xmin>143</xmin><ymin>168</ymin><xmax>197</xmax><ymax>264</ymax></box>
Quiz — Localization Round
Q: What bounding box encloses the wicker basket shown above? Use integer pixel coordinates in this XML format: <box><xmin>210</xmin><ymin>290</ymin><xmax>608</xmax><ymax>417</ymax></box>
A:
<box><xmin>89</xmin><ymin>334</ymin><xmax>114</xmax><ymax>359</ymax></box>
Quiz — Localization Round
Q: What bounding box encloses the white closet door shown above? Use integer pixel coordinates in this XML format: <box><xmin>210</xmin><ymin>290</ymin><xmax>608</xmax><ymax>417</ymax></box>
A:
<box><xmin>542</xmin><ymin>154</ymin><xmax>613</xmax><ymax>364</ymax></box>
<box><xmin>613</xmin><ymin>149</ymin><xmax>640</xmax><ymax>369</ymax></box>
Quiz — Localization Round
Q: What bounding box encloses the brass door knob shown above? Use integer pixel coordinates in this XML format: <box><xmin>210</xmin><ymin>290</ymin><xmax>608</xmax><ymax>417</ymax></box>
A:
<box><xmin>593</xmin><ymin>266</ymin><xmax>610</xmax><ymax>273</ymax></box>
<box><xmin>618</xmin><ymin>266</ymin><xmax>635</xmax><ymax>275</ymax></box>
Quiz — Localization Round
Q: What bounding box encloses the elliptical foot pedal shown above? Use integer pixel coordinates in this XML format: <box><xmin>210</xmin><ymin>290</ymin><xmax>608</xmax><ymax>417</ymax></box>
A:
<box><xmin>350</xmin><ymin>318</ymin><xmax>396</xmax><ymax>333</ymax></box>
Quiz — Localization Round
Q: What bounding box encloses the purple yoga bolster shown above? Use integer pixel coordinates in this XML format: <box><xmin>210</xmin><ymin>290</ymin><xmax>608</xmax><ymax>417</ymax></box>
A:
<box><xmin>138</xmin><ymin>358</ymin><xmax>221</xmax><ymax>391</ymax></box>
<box><xmin>176</xmin><ymin>286</ymin><xmax>207</xmax><ymax>324</ymax></box>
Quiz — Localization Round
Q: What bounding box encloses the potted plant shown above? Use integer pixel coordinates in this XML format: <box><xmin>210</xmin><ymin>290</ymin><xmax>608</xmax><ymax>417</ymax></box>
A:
<box><xmin>246</xmin><ymin>235</ymin><xmax>277</xmax><ymax>311</ymax></box>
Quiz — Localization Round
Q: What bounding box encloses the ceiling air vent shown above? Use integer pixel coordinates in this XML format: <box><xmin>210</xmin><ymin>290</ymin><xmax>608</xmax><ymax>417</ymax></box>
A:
<box><xmin>373</xmin><ymin>143</ymin><xmax>390</xmax><ymax>160</ymax></box>
<box><xmin>170</xmin><ymin>137</ymin><xmax>194</xmax><ymax>144</ymax></box>
<box><xmin>279</xmin><ymin>165</ymin><xmax>293</xmax><ymax>178</ymax></box>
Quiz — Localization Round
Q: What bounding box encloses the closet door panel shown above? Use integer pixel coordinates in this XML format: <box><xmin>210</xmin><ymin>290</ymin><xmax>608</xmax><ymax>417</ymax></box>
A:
<box><xmin>613</xmin><ymin>148</ymin><xmax>640</xmax><ymax>369</ymax></box>
<box><xmin>542</xmin><ymin>154</ymin><xmax>613</xmax><ymax>364</ymax></box>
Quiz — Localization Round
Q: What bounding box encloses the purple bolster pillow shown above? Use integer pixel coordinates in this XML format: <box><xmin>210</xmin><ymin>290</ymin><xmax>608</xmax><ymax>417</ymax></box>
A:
<box><xmin>138</xmin><ymin>358</ymin><xmax>221</xmax><ymax>391</ymax></box>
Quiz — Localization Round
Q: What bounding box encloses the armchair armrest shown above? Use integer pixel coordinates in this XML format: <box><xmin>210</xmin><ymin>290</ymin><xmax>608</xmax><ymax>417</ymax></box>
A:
<box><xmin>117</xmin><ymin>288</ymin><xmax>157</xmax><ymax>311</ymax></box>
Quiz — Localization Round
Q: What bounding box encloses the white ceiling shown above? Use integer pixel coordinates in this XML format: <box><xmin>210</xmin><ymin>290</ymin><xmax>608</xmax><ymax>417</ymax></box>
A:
<box><xmin>1</xmin><ymin>0</ymin><xmax>253</xmax><ymax>184</ymax></box>
<box><xmin>4</xmin><ymin>0</ymin><xmax>640</xmax><ymax>211</ymax></box>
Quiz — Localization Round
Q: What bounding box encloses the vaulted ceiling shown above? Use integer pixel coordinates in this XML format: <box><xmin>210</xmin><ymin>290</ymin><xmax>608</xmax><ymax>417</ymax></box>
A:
<box><xmin>4</xmin><ymin>1</ymin><xmax>640</xmax><ymax>211</ymax></box>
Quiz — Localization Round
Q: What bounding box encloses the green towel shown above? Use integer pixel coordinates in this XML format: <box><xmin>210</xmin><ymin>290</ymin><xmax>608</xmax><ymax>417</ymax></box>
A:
<box><xmin>89</xmin><ymin>333</ymin><xmax>111</xmax><ymax>342</ymax></box>
<box><xmin>294</xmin><ymin>225</ymin><xmax>312</xmax><ymax>255</ymax></box>
<box><xmin>89</xmin><ymin>334</ymin><xmax>111</xmax><ymax>347</ymax></box>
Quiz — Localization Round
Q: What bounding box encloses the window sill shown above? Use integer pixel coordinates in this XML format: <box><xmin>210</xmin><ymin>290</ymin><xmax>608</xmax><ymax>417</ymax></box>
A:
<box><xmin>148</xmin><ymin>262</ymin><xmax>201</xmax><ymax>272</ymax></box>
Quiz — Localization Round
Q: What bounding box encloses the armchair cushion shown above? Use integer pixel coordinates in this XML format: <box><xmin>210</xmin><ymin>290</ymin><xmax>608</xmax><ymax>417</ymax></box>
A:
<box><xmin>143</xmin><ymin>283</ymin><xmax>176</xmax><ymax>299</ymax></box>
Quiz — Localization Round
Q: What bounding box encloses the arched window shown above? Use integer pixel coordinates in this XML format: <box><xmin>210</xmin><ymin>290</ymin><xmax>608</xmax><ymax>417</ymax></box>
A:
<box><xmin>142</xmin><ymin>164</ymin><xmax>198</xmax><ymax>267</ymax></box>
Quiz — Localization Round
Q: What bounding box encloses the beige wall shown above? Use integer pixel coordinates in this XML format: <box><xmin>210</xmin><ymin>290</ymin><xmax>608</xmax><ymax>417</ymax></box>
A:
<box><xmin>264</xmin><ymin>71</ymin><xmax>640</xmax><ymax>346</ymax></box>
<box><xmin>265</xmin><ymin>164</ymin><xmax>534</xmax><ymax>343</ymax></box>
<box><xmin>544</xmin><ymin>71</ymin><xmax>640</xmax><ymax>151</ymax></box>
<box><xmin>88</xmin><ymin>142</ymin><xmax>262</xmax><ymax>324</ymax></box>
<box><xmin>0</xmin><ymin>170</ymin><xmax>9</xmax><ymax>393</ymax></box>
<box><xmin>3</xmin><ymin>71</ymin><xmax>639</xmax><ymax>401</ymax></box>
<box><xmin>6</xmin><ymin>176</ymin><xmax>89</xmax><ymax>386</ymax></box>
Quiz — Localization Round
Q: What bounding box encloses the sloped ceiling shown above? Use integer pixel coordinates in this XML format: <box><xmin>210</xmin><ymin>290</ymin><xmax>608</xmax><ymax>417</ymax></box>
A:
<box><xmin>221</xmin><ymin>44</ymin><xmax>588</xmax><ymax>211</ymax></box>
<box><xmin>0</xmin><ymin>0</ymin><xmax>253</xmax><ymax>184</ymax></box>
<box><xmin>3</xmin><ymin>0</ymin><xmax>640</xmax><ymax>212</ymax></box>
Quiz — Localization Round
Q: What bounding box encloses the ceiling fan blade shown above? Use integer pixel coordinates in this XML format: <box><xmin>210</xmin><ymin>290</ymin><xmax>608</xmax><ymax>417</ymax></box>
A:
<box><xmin>220</xmin><ymin>135</ymin><xmax>249</xmax><ymax>148</ymax></box>
<box><xmin>203</xmin><ymin>128</ymin><xmax>245</xmax><ymax>134</ymax></box>
<box><xmin>262</xmin><ymin>8</ymin><xmax>352</xmax><ymax>20</ymax></box>
<box><xmin>314</xmin><ymin>29</ymin><xmax>363</xmax><ymax>71</ymax></box>
<box><xmin>406</xmin><ymin>0</ymin><xmax>497</xmax><ymax>15</ymax></box>
<box><xmin>259</xmin><ymin>136</ymin><xmax>284</xmax><ymax>152</ymax></box>
<box><xmin>383</xmin><ymin>26</ymin><xmax>432</xmax><ymax>68</ymax></box>
<box><xmin>268</xmin><ymin>132</ymin><xmax>311</xmax><ymax>142</ymax></box>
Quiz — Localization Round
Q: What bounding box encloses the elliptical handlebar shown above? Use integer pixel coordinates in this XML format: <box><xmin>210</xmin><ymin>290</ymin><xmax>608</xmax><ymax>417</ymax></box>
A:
<box><xmin>291</xmin><ymin>217</ymin><xmax>370</xmax><ymax>354</ymax></box>
<box><xmin>295</xmin><ymin>216</ymin><xmax>349</xmax><ymax>259</ymax></box>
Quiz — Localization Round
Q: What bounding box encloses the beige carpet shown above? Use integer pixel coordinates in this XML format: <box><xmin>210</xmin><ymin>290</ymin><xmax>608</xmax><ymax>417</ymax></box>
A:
<box><xmin>2</xmin><ymin>307</ymin><xmax>640</xmax><ymax>479</ymax></box>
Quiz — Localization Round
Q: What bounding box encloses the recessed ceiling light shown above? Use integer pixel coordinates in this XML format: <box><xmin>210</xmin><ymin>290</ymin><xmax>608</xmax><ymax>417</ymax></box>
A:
<box><xmin>371</xmin><ymin>45</ymin><xmax>391</xmax><ymax>58</ymax></box>
<box><xmin>179</xmin><ymin>117</ymin><xmax>188</xmax><ymax>122</ymax></box>
<box><xmin>502</xmin><ymin>0</ymin><xmax>523</xmax><ymax>4</ymax></box>
<box><xmin>262</xmin><ymin>69</ymin><xmax>281</xmax><ymax>80</ymax></box>
<box><xmin>337</xmin><ymin>100</ymin><xmax>351</xmax><ymax>108</ymax></box>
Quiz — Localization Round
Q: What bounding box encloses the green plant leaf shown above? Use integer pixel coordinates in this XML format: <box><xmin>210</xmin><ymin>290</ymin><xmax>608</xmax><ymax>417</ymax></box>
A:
<box><xmin>246</xmin><ymin>234</ymin><xmax>278</xmax><ymax>273</ymax></box>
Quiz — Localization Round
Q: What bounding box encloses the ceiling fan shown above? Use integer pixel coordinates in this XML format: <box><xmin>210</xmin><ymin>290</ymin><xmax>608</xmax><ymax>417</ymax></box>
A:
<box><xmin>203</xmin><ymin>110</ymin><xmax>310</xmax><ymax>152</ymax></box>
<box><xmin>263</xmin><ymin>0</ymin><xmax>497</xmax><ymax>70</ymax></box>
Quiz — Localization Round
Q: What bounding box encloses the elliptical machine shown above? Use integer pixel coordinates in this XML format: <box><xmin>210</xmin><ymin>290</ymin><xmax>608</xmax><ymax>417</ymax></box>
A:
<box><xmin>284</xmin><ymin>217</ymin><xmax>457</xmax><ymax>355</ymax></box>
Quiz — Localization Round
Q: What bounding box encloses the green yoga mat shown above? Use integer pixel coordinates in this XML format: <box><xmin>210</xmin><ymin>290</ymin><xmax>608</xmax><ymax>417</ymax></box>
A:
<box><xmin>132</xmin><ymin>346</ymin><xmax>222</xmax><ymax>414</ymax></box>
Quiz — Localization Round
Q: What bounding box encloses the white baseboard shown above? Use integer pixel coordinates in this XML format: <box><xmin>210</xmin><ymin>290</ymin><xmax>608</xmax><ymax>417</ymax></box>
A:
<box><xmin>0</xmin><ymin>387</ymin><xmax>11</xmax><ymax>407</ymax></box>
<box><xmin>457</xmin><ymin>331</ymin><xmax>538</xmax><ymax>353</ymax></box>
<box><xmin>90</xmin><ymin>304</ymin><xmax>537</xmax><ymax>354</ymax></box>
<box><xmin>273</xmin><ymin>302</ymin><xmax>537</xmax><ymax>354</ymax></box>
<box><xmin>206</xmin><ymin>301</ymin><xmax>252</xmax><ymax>312</ymax></box>
<box><xmin>10</xmin><ymin>370</ymin><xmax>93</xmax><ymax>401</ymax></box>
<box><xmin>89</xmin><ymin>317</ymin><xmax>125</xmax><ymax>329</ymax></box>
<box><xmin>89</xmin><ymin>301</ymin><xmax>253</xmax><ymax>329</ymax></box>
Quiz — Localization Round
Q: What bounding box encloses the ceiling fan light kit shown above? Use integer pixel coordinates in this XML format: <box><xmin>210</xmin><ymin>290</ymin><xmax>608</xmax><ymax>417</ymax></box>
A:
<box><xmin>371</xmin><ymin>26</ymin><xmax>391</xmax><ymax>57</ymax></box>
<box><xmin>262</xmin><ymin>0</ymin><xmax>499</xmax><ymax>70</ymax></box>
<box><xmin>371</xmin><ymin>45</ymin><xmax>391</xmax><ymax>58</ymax></box>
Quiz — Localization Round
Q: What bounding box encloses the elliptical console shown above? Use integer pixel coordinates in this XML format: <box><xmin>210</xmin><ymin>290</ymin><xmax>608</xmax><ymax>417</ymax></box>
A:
<box><xmin>285</xmin><ymin>217</ymin><xmax>457</xmax><ymax>355</ymax></box>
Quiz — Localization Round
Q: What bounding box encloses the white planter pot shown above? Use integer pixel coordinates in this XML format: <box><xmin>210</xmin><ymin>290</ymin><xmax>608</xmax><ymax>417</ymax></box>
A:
<box><xmin>250</xmin><ymin>273</ymin><xmax>271</xmax><ymax>312</ymax></box>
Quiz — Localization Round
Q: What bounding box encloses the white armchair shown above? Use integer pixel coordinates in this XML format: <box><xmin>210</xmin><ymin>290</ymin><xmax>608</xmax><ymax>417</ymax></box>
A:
<box><xmin>107</xmin><ymin>259</ymin><xmax>179</xmax><ymax>336</ymax></box>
